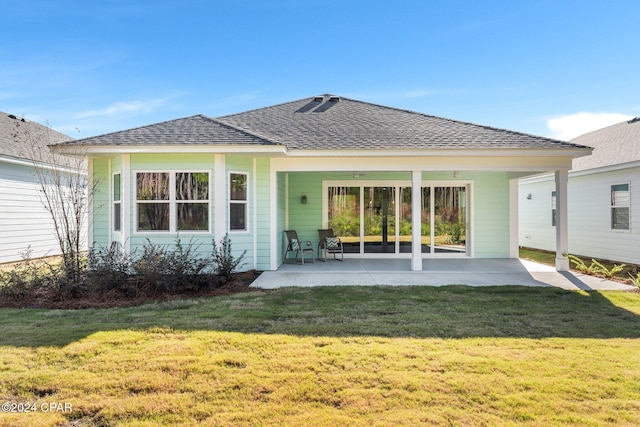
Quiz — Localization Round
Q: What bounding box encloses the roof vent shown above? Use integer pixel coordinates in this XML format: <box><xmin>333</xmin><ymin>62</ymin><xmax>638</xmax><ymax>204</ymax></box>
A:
<box><xmin>328</xmin><ymin>96</ymin><xmax>340</xmax><ymax>102</ymax></box>
<box><xmin>628</xmin><ymin>117</ymin><xmax>640</xmax><ymax>124</ymax></box>
<box><xmin>312</xmin><ymin>96</ymin><xmax>324</xmax><ymax>102</ymax></box>
<box><xmin>7</xmin><ymin>114</ymin><xmax>25</xmax><ymax>122</ymax></box>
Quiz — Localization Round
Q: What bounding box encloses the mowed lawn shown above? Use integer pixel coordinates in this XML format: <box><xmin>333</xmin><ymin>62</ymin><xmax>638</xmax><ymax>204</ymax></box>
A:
<box><xmin>1</xmin><ymin>286</ymin><xmax>640</xmax><ymax>426</ymax></box>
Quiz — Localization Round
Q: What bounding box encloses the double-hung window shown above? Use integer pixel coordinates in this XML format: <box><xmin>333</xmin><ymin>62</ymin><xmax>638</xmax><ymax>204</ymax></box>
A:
<box><xmin>176</xmin><ymin>172</ymin><xmax>209</xmax><ymax>231</ymax></box>
<box><xmin>229</xmin><ymin>173</ymin><xmax>248</xmax><ymax>231</ymax></box>
<box><xmin>136</xmin><ymin>172</ymin><xmax>209</xmax><ymax>232</ymax></box>
<box><xmin>611</xmin><ymin>184</ymin><xmax>630</xmax><ymax>230</ymax></box>
<box><xmin>113</xmin><ymin>173</ymin><xmax>121</xmax><ymax>232</ymax></box>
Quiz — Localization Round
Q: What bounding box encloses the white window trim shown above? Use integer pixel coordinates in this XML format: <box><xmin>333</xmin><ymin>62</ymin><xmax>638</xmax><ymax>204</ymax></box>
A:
<box><xmin>228</xmin><ymin>171</ymin><xmax>249</xmax><ymax>233</ymax></box>
<box><xmin>610</xmin><ymin>182</ymin><xmax>631</xmax><ymax>232</ymax></box>
<box><xmin>112</xmin><ymin>171</ymin><xmax>122</xmax><ymax>234</ymax></box>
<box><xmin>134</xmin><ymin>170</ymin><xmax>211</xmax><ymax>234</ymax></box>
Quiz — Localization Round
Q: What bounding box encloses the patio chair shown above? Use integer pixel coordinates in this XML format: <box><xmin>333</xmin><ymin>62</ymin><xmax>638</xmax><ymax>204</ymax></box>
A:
<box><xmin>318</xmin><ymin>229</ymin><xmax>344</xmax><ymax>261</ymax></box>
<box><xmin>283</xmin><ymin>230</ymin><xmax>315</xmax><ymax>264</ymax></box>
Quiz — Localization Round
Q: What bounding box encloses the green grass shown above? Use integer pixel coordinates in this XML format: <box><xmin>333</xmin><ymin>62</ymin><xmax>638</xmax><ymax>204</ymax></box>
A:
<box><xmin>2</xmin><ymin>286</ymin><xmax>640</xmax><ymax>426</ymax></box>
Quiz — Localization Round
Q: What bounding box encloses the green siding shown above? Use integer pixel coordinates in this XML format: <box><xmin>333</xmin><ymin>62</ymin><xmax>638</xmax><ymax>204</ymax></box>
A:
<box><xmin>472</xmin><ymin>172</ymin><xmax>510</xmax><ymax>257</ymax></box>
<box><xmin>91</xmin><ymin>158</ymin><xmax>110</xmax><ymax>248</ymax></box>
<box><xmin>287</xmin><ymin>172</ymin><xmax>325</xmax><ymax>244</ymax></box>
<box><xmin>254</xmin><ymin>158</ymin><xmax>271</xmax><ymax>270</ymax></box>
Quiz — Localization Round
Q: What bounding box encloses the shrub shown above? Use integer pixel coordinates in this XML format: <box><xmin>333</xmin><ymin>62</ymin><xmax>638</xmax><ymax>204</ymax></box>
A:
<box><xmin>211</xmin><ymin>234</ymin><xmax>246</xmax><ymax>278</ymax></box>
<box><xmin>165</xmin><ymin>238</ymin><xmax>209</xmax><ymax>278</ymax></box>
<box><xmin>87</xmin><ymin>242</ymin><xmax>133</xmax><ymax>294</ymax></box>
<box><xmin>590</xmin><ymin>259</ymin><xmax>626</xmax><ymax>279</ymax></box>
<box><xmin>568</xmin><ymin>255</ymin><xmax>626</xmax><ymax>279</ymax></box>
<box><xmin>0</xmin><ymin>248</ymin><xmax>74</xmax><ymax>300</ymax></box>
<box><xmin>568</xmin><ymin>255</ymin><xmax>600</xmax><ymax>274</ymax></box>
<box><xmin>629</xmin><ymin>273</ymin><xmax>640</xmax><ymax>288</ymax></box>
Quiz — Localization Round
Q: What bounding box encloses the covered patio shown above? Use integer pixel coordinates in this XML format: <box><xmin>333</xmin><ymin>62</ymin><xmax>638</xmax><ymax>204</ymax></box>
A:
<box><xmin>251</xmin><ymin>258</ymin><xmax>634</xmax><ymax>291</ymax></box>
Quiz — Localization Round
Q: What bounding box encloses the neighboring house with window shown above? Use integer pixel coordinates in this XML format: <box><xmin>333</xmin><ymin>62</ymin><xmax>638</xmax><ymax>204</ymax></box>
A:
<box><xmin>519</xmin><ymin>117</ymin><xmax>640</xmax><ymax>264</ymax></box>
<box><xmin>0</xmin><ymin>112</ymin><xmax>73</xmax><ymax>263</ymax></box>
<box><xmin>51</xmin><ymin>95</ymin><xmax>591</xmax><ymax>272</ymax></box>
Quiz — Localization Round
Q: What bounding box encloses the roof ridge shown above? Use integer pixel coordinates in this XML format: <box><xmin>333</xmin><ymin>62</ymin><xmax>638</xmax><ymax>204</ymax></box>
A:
<box><xmin>203</xmin><ymin>115</ymin><xmax>280</xmax><ymax>145</ymax></box>
<box><xmin>216</xmin><ymin>96</ymin><xmax>323</xmax><ymax>120</ymax></box>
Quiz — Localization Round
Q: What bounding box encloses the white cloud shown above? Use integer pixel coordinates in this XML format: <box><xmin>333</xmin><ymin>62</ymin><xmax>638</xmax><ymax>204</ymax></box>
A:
<box><xmin>75</xmin><ymin>98</ymin><xmax>170</xmax><ymax>119</ymax></box>
<box><xmin>546</xmin><ymin>112</ymin><xmax>634</xmax><ymax>141</ymax></box>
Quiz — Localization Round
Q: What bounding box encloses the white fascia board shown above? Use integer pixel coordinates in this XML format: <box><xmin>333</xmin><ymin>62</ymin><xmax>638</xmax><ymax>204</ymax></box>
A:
<box><xmin>520</xmin><ymin>160</ymin><xmax>640</xmax><ymax>184</ymax></box>
<box><xmin>284</xmin><ymin>148</ymin><xmax>592</xmax><ymax>158</ymax></box>
<box><xmin>569</xmin><ymin>160</ymin><xmax>640</xmax><ymax>178</ymax></box>
<box><xmin>0</xmin><ymin>154</ymin><xmax>85</xmax><ymax>175</ymax></box>
<box><xmin>272</xmin><ymin>155</ymin><xmax>574</xmax><ymax>172</ymax></box>
<box><xmin>52</xmin><ymin>145</ymin><xmax>287</xmax><ymax>156</ymax></box>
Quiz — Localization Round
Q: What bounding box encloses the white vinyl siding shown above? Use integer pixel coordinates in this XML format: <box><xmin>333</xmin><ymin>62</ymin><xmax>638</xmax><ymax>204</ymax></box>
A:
<box><xmin>520</xmin><ymin>167</ymin><xmax>640</xmax><ymax>264</ymax></box>
<box><xmin>0</xmin><ymin>161</ymin><xmax>61</xmax><ymax>263</ymax></box>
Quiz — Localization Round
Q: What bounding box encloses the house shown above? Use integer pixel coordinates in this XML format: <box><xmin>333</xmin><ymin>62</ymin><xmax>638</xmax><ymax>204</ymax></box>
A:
<box><xmin>0</xmin><ymin>112</ymin><xmax>73</xmax><ymax>263</ymax></box>
<box><xmin>51</xmin><ymin>95</ymin><xmax>591</xmax><ymax>272</ymax></box>
<box><xmin>519</xmin><ymin>117</ymin><xmax>640</xmax><ymax>265</ymax></box>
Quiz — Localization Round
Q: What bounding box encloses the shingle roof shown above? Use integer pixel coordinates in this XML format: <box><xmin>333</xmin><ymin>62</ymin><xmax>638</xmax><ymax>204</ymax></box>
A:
<box><xmin>54</xmin><ymin>95</ymin><xmax>589</xmax><ymax>152</ymax></box>
<box><xmin>217</xmin><ymin>95</ymin><xmax>584</xmax><ymax>150</ymax></box>
<box><xmin>0</xmin><ymin>112</ymin><xmax>72</xmax><ymax>162</ymax></box>
<box><xmin>571</xmin><ymin>117</ymin><xmax>640</xmax><ymax>171</ymax></box>
<box><xmin>62</xmin><ymin>114</ymin><xmax>276</xmax><ymax>147</ymax></box>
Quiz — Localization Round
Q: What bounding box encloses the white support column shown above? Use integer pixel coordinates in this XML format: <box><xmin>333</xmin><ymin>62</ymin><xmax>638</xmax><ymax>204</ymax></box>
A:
<box><xmin>509</xmin><ymin>177</ymin><xmax>519</xmax><ymax>259</ymax></box>
<box><xmin>214</xmin><ymin>154</ymin><xmax>227</xmax><ymax>242</ymax></box>
<box><xmin>411</xmin><ymin>170</ymin><xmax>422</xmax><ymax>271</ymax></box>
<box><xmin>122</xmin><ymin>154</ymin><xmax>131</xmax><ymax>254</ymax></box>
<box><xmin>269</xmin><ymin>160</ymin><xmax>279</xmax><ymax>270</ymax></box>
<box><xmin>555</xmin><ymin>170</ymin><xmax>569</xmax><ymax>271</ymax></box>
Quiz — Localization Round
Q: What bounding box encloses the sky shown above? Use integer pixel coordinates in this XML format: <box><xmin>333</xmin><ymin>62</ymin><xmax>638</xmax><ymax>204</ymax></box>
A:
<box><xmin>2</xmin><ymin>0</ymin><xmax>639</xmax><ymax>141</ymax></box>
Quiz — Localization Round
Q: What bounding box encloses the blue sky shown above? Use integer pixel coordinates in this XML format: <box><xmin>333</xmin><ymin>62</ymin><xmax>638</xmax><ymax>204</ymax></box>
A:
<box><xmin>2</xmin><ymin>0</ymin><xmax>639</xmax><ymax>140</ymax></box>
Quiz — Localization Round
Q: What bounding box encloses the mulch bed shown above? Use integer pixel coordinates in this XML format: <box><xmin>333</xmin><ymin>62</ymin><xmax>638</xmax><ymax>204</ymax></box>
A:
<box><xmin>0</xmin><ymin>270</ymin><xmax>263</xmax><ymax>310</ymax></box>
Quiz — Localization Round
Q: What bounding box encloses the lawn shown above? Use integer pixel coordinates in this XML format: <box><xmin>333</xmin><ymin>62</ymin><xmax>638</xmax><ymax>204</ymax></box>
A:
<box><xmin>1</xmin><ymin>286</ymin><xmax>640</xmax><ymax>426</ymax></box>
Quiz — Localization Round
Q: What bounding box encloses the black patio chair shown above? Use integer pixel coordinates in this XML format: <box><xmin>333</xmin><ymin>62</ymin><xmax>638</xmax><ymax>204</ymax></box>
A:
<box><xmin>317</xmin><ymin>228</ymin><xmax>344</xmax><ymax>261</ymax></box>
<box><xmin>283</xmin><ymin>230</ymin><xmax>315</xmax><ymax>264</ymax></box>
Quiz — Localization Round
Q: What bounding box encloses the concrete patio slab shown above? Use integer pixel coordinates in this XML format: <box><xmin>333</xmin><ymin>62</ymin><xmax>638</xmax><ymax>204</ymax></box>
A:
<box><xmin>250</xmin><ymin>258</ymin><xmax>635</xmax><ymax>291</ymax></box>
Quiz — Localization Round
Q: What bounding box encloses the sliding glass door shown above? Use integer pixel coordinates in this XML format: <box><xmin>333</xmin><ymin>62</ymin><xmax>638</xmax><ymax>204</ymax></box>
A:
<box><xmin>326</xmin><ymin>181</ymin><xmax>468</xmax><ymax>256</ymax></box>
<box><xmin>422</xmin><ymin>185</ymin><xmax>468</xmax><ymax>254</ymax></box>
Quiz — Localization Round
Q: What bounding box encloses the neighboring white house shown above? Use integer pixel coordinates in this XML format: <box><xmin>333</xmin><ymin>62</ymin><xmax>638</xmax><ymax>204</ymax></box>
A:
<box><xmin>52</xmin><ymin>94</ymin><xmax>591</xmax><ymax>272</ymax></box>
<box><xmin>519</xmin><ymin>117</ymin><xmax>640</xmax><ymax>265</ymax></box>
<box><xmin>0</xmin><ymin>112</ymin><xmax>74</xmax><ymax>263</ymax></box>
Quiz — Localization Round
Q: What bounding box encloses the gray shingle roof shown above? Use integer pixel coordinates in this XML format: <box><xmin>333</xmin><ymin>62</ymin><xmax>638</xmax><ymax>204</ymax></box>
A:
<box><xmin>54</xmin><ymin>95</ymin><xmax>589</xmax><ymax>152</ymax></box>
<box><xmin>571</xmin><ymin>117</ymin><xmax>640</xmax><ymax>171</ymax></box>
<box><xmin>0</xmin><ymin>112</ymin><xmax>72</xmax><ymax>162</ymax></box>
<box><xmin>62</xmin><ymin>114</ymin><xmax>276</xmax><ymax>147</ymax></box>
<box><xmin>217</xmin><ymin>95</ymin><xmax>584</xmax><ymax>150</ymax></box>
